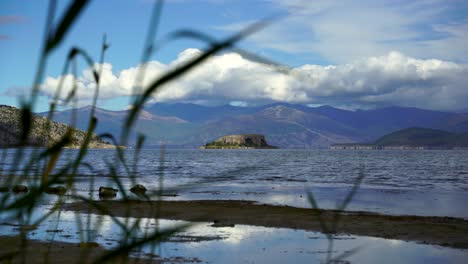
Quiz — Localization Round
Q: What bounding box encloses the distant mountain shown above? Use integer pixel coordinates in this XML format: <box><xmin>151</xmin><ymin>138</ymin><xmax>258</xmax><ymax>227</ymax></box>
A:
<box><xmin>37</xmin><ymin>103</ymin><xmax>468</xmax><ymax>148</ymax></box>
<box><xmin>0</xmin><ymin>105</ymin><xmax>112</xmax><ymax>148</ymax></box>
<box><xmin>40</xmin><ymin>106</ymin><xmax>192</xmax><ymax>145</ymax></box>
<box><xmin>304</xmin><ymin>106</ymin><xmax>465</xmax><ymax>137</ymax></box>
<box><xmin>374</xmin><ymin>127</ymin><xmax>468</xmax><ymax>148</ymax></box>
<box><xmin>148</xmin><ymin>103</ymin><xmax>468</xmax><ymax>135</ymax></box>
<box><xmin>193</xmin><ymin>105</ymin><xmax>368</xmax><ymax>148</ymax></box>
<box><xmin>145</xmin><ymin>103</ymin><xmax>258</xmax><ymax>123</ymax></box>
<box><xmin>42</xmin><ymin>105</ymin><xmax>187</xmax><ymax>127</ymax></box>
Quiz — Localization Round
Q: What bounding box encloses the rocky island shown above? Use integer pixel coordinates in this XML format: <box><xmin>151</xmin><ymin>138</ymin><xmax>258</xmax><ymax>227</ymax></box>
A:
<box><xmin>201</xmin><ymin>134</ymin><xmax>277</xmax><ymax>149</ymax></box>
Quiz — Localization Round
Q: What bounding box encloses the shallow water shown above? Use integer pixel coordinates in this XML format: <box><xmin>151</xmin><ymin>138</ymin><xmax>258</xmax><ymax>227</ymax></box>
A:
<box><xmin>1</xmin><ymin>207</ymin><xmax>467</xmax><ymax>264</ymax></box>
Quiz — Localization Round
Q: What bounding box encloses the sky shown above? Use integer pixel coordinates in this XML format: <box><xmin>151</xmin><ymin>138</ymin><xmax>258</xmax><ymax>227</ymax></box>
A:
<box><xmin>1</xmin><ymin>0</ymin><xmax>468</xmax><ymax>112</ymax></box>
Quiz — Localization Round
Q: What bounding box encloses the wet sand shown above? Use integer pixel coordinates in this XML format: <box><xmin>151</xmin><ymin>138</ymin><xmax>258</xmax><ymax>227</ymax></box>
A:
<box><xmin>64</xmin><ymin>199</ymin><xmax>468</xmax><ymax>249</ymax></box>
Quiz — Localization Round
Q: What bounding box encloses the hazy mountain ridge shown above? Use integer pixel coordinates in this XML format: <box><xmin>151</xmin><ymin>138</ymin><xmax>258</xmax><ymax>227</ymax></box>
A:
<box><xmin>195</xmin><ymin>105</ymin><xmax>367</xmax><ymax>148</ymax></box>
<box><xmin>39</xmin><ymin>106</ymin><xmax>191</xmax><ymax>144</ymax></box>
<box><xmin>374</xmin><ymin>127</ymin><xmax>468</xmax><ymax>148</ymax></box>
<box><xmin>0</xmin><ymin>105</ymin><xmax>112</xmax><ymax>148</ymax></box>
<box><xmin>36</xmin><ymin>103</ymin><xmax>468</xmax><ymax>148</ymax></box>
<box><xmin>146</xmin><ymin>103</ymin><xmax>258</xmax><ymax>123</ymax></box>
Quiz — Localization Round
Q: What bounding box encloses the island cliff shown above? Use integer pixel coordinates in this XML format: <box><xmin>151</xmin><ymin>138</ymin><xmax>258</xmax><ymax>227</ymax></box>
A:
<box><xmin>201</xmin><ymin>134</ymin><xmax>277</xmax><ymax>149</ymax></box>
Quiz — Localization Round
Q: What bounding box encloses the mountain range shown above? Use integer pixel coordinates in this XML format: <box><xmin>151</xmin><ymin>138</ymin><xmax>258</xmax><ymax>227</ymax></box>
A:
<box><xmin>39</xmin><ymin>103</ymin><xmax>468</xmax><ymax>148</ymax></box>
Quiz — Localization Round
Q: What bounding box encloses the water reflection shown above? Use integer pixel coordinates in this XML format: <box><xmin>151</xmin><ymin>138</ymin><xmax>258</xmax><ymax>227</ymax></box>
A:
<box><xmin>1</xmin><ymin>208</ymin><xmax>467</xmax><ymax>264</ymax></box>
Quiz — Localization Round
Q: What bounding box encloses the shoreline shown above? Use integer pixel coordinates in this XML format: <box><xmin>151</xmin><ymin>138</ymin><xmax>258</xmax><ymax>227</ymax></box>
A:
<box><xmin>0</xmin><ymin>236</ymin><xmax>163</xmax><ymax>263</ymax></box>
<box><xmin>63</xmin><ymin>199</ymin><xmax>468</xmax><ymax>249</ymax></box>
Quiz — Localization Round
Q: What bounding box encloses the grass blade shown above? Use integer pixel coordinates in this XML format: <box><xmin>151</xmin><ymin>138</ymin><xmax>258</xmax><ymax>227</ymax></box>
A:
<box><xmin>46</xmin><ymin>0</ymin><xmax>91</xmax><ymax>52</ymax></box>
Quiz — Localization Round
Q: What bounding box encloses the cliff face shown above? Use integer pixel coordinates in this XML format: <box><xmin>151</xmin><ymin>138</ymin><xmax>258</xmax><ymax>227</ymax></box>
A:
<box><xmin>203</xmin><ymin>134</ymin><xmax>277</xmax><ymax>149</ymax></box>
<box><xmin>0</xmin><ymin>105</ymin><xmax>113</xmax><ymax>148</ymax></box>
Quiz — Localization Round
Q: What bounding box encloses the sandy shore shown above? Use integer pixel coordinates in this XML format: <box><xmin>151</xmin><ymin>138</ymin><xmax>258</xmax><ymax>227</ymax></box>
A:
<box><xmin>64</xmin><ymin>199</ymin><xmax>468</xmax><ymax>249</ymax></box>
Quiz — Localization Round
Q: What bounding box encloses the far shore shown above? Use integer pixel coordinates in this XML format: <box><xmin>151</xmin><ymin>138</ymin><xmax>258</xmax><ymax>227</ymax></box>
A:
<box><xmin>63</xmin><ymin>199</ymin><xmax>468</xmax><ymax>249</ymax></box>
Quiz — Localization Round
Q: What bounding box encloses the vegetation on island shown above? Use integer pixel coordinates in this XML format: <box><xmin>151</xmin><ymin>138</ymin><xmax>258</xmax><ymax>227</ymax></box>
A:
<box><xmin>203</xmin><ymin>134</ymin><xmax>278</xmax><ymax>149</ymax></box>
<box><xmin>0</xmin><ymin>105</ymin><xmax>113</xmax><ymax>148</ymax></box>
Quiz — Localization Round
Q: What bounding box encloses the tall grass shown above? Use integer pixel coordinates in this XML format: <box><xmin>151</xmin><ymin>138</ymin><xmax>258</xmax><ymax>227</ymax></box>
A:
<box><xmin>0</xmin><ymin>0</ymin><xmax>363</xmax><ymax>263</ymax></box>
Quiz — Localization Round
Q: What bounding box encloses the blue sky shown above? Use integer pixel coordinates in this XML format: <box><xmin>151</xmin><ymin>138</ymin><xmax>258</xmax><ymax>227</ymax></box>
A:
<box><xmin>1</xmin><ymin>0</ymin><xmax>468</xmax><ymax>112</ymax></box>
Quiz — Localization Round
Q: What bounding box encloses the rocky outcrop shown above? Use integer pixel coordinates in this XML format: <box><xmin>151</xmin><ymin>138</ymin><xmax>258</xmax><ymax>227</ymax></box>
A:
<box><xmin>202</xmin><ymin>134</ymin><xmax>277</xmax><ymax>149</ymax></box>
<box><xmin>0</xmin><ymin>105</ymin><xmax>114</xmax><ymax>148</ymax></box>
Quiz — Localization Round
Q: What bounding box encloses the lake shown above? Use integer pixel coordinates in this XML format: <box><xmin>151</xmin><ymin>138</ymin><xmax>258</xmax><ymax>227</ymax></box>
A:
<box><xmin>1</xmin><ymin>148</ymin><xmax>468</xmax><ymax>263</ymax></box>
<box><xmin>5</xmin><ymin>148</ymin><xmax>467</xmax><ymax>216</ymax></box>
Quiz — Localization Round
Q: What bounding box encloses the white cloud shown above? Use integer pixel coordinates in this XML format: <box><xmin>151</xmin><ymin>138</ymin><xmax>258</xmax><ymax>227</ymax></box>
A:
<box><xmin>40</xmin><ymin>61</ymin><xmax>167</xmax><ymax>102</ymax></box>
<box><xmin>39</xmin><ymin>48</ymin><xmax>468</xmax><ymax>111</ymax></box>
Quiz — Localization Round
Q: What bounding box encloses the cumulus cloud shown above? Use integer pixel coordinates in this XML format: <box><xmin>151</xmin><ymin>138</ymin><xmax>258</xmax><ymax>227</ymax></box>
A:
<box><xmin>39</xmin><ymin>48</ymin><xmax>468</xmax><ymax>111</ymax></box>
<box><xmin>40</xmin><ymin>61</ymin><xmax>167</xmax><ymax>101</ymax></box>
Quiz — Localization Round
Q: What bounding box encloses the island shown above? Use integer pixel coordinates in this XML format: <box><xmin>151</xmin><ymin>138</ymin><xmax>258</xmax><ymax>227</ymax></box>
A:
<box><xmin>201</xmin><ymin>134</ymin><xmax>278</xmax><ymax>149</ymax></box>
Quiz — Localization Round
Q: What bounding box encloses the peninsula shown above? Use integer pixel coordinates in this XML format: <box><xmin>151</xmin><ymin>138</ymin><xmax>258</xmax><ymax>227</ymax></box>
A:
<box><xmin>201</xmin><ymin>134</ymin><xmax>277</xmax><ymax>149</ymax></box>
<box><xmin>0</xmin><ymin>105</ymin><xmax>115</xmax><ymax>148</ymax></box>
